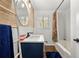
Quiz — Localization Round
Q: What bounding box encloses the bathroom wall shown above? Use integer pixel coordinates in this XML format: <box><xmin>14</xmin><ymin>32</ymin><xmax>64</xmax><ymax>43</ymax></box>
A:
<box><xmin>57</xmin><ymin>0</ymin><xmax>71</xmax><ymax>52</ymax></box>
<box><xmin>18</xmin><ymin>26</ymin><xmax>33</xmax><ymax>35</ymax></box>
<box><xmin>0</xmin><ymin>0</ymin><xmax>11</xmax><ymax>10</ymax></box>
<box><xmin>70</xmin><ymin>0</ymin><xmax>79</xmax><ymax>57</ymax></box>
<box><xmin>34</xmin><ymin>10</ymin><xmax>53</xmax><ymax>44</ymax></box>
<box><xmin>0</xmin><ymin>0</ymin><xmax>17</xmax><ymax>27</ymax></box>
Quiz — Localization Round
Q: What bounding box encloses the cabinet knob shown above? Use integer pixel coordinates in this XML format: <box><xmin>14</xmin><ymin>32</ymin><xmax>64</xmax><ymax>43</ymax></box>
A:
<box><xmin>74</xmin><ymin>38</ymin><xmax>79</xmax><ymax>43</ymax></box>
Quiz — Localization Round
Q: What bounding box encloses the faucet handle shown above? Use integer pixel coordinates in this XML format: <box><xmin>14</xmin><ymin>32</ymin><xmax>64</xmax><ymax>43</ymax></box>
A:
<box><xmin>27</xmin><ymin>32</ymin><xmax>33</xmax><ymax>34</ymax></box>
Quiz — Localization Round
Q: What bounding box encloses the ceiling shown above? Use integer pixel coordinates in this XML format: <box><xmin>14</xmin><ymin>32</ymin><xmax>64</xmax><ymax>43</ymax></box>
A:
<box><xmin>30</xmin><ymin>0</ymin><xmax>63</xmax><ymax>11</ymax></box>
<box><xmin>14</xmin><ymin>0</ymin><xmax>70</xmax><ymax>12</ymax></box>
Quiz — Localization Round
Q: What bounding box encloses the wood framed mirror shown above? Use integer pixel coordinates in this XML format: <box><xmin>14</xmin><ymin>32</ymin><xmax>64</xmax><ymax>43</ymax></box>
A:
<box><xmin>14</xmin><ymin>0</ymin><xmax>28</xmax><ymax>26</ymax></box>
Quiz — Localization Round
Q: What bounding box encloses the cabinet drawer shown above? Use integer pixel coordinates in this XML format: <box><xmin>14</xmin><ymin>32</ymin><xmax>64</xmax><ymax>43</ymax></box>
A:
<box><xmin>21</xmin><ymin>43</ymin><xmax>44</xmax><ymax>58</ymax></box>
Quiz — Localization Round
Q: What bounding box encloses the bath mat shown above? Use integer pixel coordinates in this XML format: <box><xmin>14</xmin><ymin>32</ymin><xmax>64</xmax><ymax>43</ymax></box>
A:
<box><xmin>46</xmin><ymin>52</ymin><xmax>62</xmax><ymax>58</ymax></box>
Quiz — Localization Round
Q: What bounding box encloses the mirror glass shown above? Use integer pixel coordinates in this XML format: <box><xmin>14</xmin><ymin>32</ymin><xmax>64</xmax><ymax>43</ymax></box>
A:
<box><xmin>14</xmin><ymin>0</ymin><xmax>28</xmax><ymax>26</ymax></box>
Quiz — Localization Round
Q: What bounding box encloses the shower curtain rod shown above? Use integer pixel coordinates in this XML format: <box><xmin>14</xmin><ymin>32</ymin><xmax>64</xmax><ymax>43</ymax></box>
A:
<box><xmin>55</xmin><ymin>0</ymin><xmax>64</xmax><ymax>12</ymax></box>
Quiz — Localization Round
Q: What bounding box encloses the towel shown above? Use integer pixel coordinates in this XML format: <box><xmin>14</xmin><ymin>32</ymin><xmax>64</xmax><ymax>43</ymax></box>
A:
<box><xmin>0</xmin><ymin>24</ymin><xmax>14</xmax><ymax>58</ymax></box>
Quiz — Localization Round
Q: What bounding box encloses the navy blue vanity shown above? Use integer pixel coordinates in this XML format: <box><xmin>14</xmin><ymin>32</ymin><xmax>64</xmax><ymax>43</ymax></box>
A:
<box><xmin>21</xmin><ymin>35</ymin><xmax>44</xmax><ymax>58</ymax></box>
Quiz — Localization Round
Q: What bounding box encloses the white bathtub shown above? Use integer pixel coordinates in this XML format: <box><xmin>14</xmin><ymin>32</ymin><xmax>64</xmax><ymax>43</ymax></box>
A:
<box><xmin>55</xmin><ymin>43</ymin><xmax>72</xmax><ymax>58</ymax></box>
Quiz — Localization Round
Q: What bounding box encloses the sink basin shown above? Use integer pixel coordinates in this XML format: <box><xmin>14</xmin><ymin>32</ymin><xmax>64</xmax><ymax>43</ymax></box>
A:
<box><xmin>28</xmin><ymin>35</ymin><xmax>40</xmax><ymax>39</ymax></box>
<box><xmin>21</xmin><ymin>35</ymin><xmax>44</xmax><ymax>43</ymax></box>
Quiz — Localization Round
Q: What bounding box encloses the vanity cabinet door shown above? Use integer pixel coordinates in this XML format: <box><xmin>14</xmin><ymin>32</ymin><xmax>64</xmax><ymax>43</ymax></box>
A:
<box><xmin>21</xmin><ymin>43</ymin><xmax>43</xmax><ymax>58</ymax></box>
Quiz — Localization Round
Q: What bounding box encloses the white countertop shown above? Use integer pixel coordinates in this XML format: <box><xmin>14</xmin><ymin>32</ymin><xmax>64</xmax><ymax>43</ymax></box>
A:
<box><xmin>20</xmin><ymin>35</ymin><xmax>44</xmax><ymax>43</ymax></box>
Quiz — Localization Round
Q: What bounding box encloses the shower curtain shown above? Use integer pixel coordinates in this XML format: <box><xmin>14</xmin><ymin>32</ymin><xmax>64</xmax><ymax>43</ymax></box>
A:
<box><xmin>0</xmin><ymin>24</ymin><xmax>14</xmax><ymax>58</ymax></box>
<box><xmin>52</xmin><ymin>11</ymin><xmax>58</xmax><ymax>42</ymax></box>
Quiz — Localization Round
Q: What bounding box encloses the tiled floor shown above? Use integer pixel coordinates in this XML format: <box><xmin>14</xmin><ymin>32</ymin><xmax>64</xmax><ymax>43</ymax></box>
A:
<box><xmin>44</xmin><ymin>45</ymin><xmax>57</xmax><ymax>57</ymax></box>
<box><xmin>45</xmin><ymin>45</ymin><xmax>57</xmax><ymax>52</ymax></box>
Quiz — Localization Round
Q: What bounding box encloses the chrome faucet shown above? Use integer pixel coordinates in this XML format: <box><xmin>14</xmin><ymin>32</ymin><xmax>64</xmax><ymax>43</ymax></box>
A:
<box><xmin>26</xmin><ymin>32</ymin><xmax>33</xmax><ymax>38</ymax></box>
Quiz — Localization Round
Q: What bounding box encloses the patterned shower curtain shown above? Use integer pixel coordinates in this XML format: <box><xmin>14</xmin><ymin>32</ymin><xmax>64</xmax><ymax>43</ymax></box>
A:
<box><xmin>52</xmin><ymin>11</ymin><xmax>58</xmax><ymax>42</ymax></box>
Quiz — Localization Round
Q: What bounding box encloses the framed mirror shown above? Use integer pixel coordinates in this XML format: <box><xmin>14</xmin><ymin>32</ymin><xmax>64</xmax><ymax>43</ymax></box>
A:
<box><xmin>14</xmin><ymin>0</ymin><xmax>28</xmax><ymax>26</ymax></box>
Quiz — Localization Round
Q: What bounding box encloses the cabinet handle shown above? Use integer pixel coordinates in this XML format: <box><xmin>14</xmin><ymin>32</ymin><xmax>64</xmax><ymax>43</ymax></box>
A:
<box><xmin>74</xmin><ymin>38</ymin><xmax>79</xmax><ymax>43</ymax></box>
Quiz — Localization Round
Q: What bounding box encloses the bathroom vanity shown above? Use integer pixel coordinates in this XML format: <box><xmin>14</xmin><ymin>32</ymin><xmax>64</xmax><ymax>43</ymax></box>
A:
<box><xmin>20</xmin><ymin>35</ymin><xmax>44</xmax><ymax>58</ymax></box>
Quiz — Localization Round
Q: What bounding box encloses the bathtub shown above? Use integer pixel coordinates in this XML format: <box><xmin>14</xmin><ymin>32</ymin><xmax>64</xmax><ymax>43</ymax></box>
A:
<box><xmin>55</xmin><ymin>43</ymin><xmax>72</xmax><ymax>58</ymax></box>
